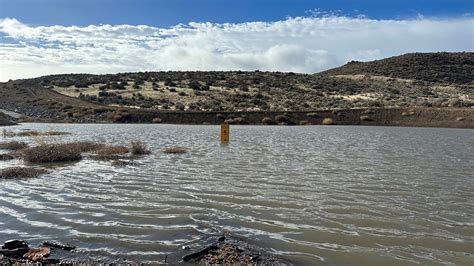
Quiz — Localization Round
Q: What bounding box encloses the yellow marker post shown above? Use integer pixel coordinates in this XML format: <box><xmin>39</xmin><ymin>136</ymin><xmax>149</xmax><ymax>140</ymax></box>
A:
<box><xmin>221</xmin><ymin>123</ymin><xmax>229</xmax><ymax>144</ymax></box>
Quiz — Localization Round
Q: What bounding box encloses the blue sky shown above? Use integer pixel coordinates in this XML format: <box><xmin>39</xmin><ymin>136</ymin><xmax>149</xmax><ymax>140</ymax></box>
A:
<box><xmin>0</xmin><ymin>0</ymin><xmax>472</xmax><ymax>81</ymax></box>
<box><xmin>0</xmin><ymin>0</ymin><xmax>473</xmax><ymax>27</ymax></box>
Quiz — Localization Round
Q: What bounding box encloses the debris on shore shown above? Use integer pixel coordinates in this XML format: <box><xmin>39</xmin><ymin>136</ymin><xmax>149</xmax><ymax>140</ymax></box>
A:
<box><xmin>0</xmin><ymin>239</ymin><xmax>71</xmax><ymax>263</ymax></box>
<box><xmin>181</xmin><ymin>234</ymin><xmax>282</xmax><ymax>264</ymax></box>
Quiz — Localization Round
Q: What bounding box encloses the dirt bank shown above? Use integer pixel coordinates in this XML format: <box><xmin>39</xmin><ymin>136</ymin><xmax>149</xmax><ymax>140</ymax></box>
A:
<box><xmin>0</xmin><ymin>113</ymin><xmax>16</xmax><ymax>126</ymax></box>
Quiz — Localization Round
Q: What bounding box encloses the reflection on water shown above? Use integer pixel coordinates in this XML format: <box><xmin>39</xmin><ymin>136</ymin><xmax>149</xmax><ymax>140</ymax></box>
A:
<box><xmin>1</xmin><ymin>123</ymin><xmax>473</xmax><ymax>265</ymax></box>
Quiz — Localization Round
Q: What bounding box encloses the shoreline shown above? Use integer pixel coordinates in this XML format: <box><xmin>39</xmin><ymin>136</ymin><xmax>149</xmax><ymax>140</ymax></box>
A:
<box><xmin>9</xmin><ymin>107</ymin><xmax>474</xmax><ymax>129</ymax></box>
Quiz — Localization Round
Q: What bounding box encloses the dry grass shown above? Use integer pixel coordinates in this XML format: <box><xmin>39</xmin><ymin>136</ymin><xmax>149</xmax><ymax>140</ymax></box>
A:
<box><xmin>131</xmin><ymin>141</ymin><xmax>150</xmax><ymax>155</ymax></box>
<box><xmin>96</xmin><ymin>145</ymin><xmax>129</xmax><ymax>155</ymax></box>
<box><xmin>63</xmin><ymin>141</ymin><xmax>107</xmax><ymax>153</ymax></box>
<box><xmin>90</xmin><ymin>154</ymin><xmax>128</xmax><ymax>161</ymax></box>
<box><xmin>0</xmin><ymin>153</ymin><xmax>15</xmax><ymax>161</ymax></box>
<box><xmin>111</xmin><ymin>160</ymin><xmax>138</xmax><ymax>167</ymax></box>
<box><xmin>162</xmin><ymin>147</ymin><xmax>188</xmax><ymax>154</ymax></box>
<box><xmin>22</xmin><ymin>143</ymin><xmax>82</xmax><ymax>163</ymax></box>
<box><xmin>0</xmin><ymin>167</ymin><xmax>48</xmax><ymax>178</ymax></box>
<box><xmin>322</xmin><ymin>118</ymin><xmax>335</xmax><ymax>125</ymax></box>
<box><xmin>2</xmin><ymin>130</ymin><xmax>70</xmax><ymax>138</ymax></box>
<box><xmin>0</xmin><ymin>141</ymin><xmax>28</xmax><ymax>150</ymax></box>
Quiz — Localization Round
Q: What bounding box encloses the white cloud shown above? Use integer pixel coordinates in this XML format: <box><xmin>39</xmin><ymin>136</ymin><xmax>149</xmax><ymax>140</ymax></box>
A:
<box><xmin>0</xmin><ymin>16</ymin><xmax>473</xmax><ymax>81</ymax></box>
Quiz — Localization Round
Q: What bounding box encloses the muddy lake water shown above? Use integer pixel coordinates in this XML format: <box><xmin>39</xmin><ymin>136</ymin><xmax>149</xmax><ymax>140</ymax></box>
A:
<box><xmin>1</xmin><ymin>123</ymin><xmax>473</xmax><ymax>265</ymax></box>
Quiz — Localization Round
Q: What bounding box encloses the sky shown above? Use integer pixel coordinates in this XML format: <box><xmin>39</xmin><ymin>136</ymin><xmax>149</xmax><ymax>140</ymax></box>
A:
<box><xmin>0</xmin><ymin>0</ymin><xmax>473</xmax><ymax>81</ymax></box>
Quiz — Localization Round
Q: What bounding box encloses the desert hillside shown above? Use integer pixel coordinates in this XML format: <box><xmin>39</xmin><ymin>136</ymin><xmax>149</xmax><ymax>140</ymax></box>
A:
<box><xmin>321</xmin><ymin>52</ymin><xmax>474</xmax><ymax>85</ymax></box>
<box><xmin>0</xmin><ymin>52</ymin><xmax>472</xmax><ymax>127</ymax></box>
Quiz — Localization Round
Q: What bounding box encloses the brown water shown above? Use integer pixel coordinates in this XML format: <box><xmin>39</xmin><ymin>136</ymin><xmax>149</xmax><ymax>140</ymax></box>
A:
<box><xmin>1</xmin><ymin>123</ymin><xmax>473</xmax><ymax>265</ymax></box>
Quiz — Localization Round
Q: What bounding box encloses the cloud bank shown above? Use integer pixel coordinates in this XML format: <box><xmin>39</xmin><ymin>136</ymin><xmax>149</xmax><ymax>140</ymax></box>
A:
<box><xmin>0</xmin><ymin>16</ymin><xmax>473</xmax><ymax>81</ymax></box>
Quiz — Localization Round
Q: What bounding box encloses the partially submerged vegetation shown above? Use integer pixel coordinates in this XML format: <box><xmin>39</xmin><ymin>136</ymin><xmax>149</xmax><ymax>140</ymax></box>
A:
<box><xmin>131</xmin><ymin>141</ymin><xmax>150</xmax><ymax>155</ymax></box>
<box><xmin>0</xmin><ymin>141</ymin><xmax>28</xmax><ymax>150</ymax></box>
<box><xmin>22</xmin><ymin>143</ymin><xmax>83</xmax><ymax>163</ymax></box>
<box><xmin>0</xmin><ymin>130</ymin><xmax>154</xmax><ymax>179</ymax></box>
<box><xmin>162</xmin><ymin>147</ymin><xmax>189</xmax><ymax>154</ymax></box>
<box><xmin>2</xmin><ymin>129</ymin><xmax>70</xmax><ymax>138</ymax></box>
<box><xmin>0</xmin><ymin>167</ymin><xmax>48</xmax><ymax>179</ymax></box>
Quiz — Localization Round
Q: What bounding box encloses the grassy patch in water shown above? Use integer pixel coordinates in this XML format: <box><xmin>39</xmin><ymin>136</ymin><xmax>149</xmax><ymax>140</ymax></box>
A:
<box><xmin>0</xmin><ymin>141</ymin><xmax>28</xmax><ymax>150</ymax></box>
<box><xmin>2</xmin><ymin>129</ymin><xmax>70</xmax><ymax>138</ymax></box>
<box><xmin>0</xmin><ymin>167</ymin><xmax>48</xmax><ymax>179</ymax></box>
<box><xmin>162</xmin><ymin>147</ymin><xmax>189</xmax><ymax>154</ymax></box>
<box><xmin>131</xmin><ymin>141</ymin><xmax>151</xmax><ymax>155</ymax></box>
<box><xmin>22</xmin><ymin>143</ymin><xmax>83</xmax><ymax>163</ymax></box>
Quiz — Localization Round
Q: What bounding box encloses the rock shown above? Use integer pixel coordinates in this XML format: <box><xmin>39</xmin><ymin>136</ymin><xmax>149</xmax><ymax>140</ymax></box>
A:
<box><xmin>182</xmin><ymin>245</ymin><xmax>219</xmax><ymax>262</ymax></box>
<box><xmin>307</xmin><ymin>113</ymin><xmax>320</xmax><ymax>118</ymax></box>
<box><xmin>456</xmin><ymin>117</ymin><xmax>465</xmax><ymax>121</ymax></box>
<box><xmin>2</xmin><ymin>240</ymin><xmax>28</xmax><ymax>250</ymax></box>
<box><xmin>0</xmin><ymin>247</ymin><xmax>30</xmax><ymax>257</ymax></box>
<box><xmin>43</xmin><ymin>241</ymin><xmax>76</xmax><ymax>251</ymax></box>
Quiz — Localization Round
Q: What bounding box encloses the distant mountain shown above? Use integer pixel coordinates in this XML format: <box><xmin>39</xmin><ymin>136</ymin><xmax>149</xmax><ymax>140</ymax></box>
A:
<box><xmin>321</xmin><ymin>52</ymin><xmax>474</xmax><ymax>85</ymax></box>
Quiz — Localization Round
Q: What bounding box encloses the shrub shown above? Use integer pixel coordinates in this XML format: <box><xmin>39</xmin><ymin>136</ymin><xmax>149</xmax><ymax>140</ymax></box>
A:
<box><xmin>175</xmin><ymin>102</ymin><xmax>185</xmax><ymax>110</ymax></box>
<box><xmin>189</xmin><ymin>80</ymin><xmax>201</xmax><ymax>90</ymax></box>
<box><xmin>360</xmin><ymin>115</ymin><xmax>373</xmax><ymax>121</ymax></box>
<box><xmin>131</xmin><ymin>141</ymin><xmax>150</xmax><ymax>155</ymax></box>
<box><xmin>152</xmin><ymin>117</ymin><xmax>163</xmax><ymax>123</ymax></box>
<box><xmin>322</xmin><ymin>118</ymin><xmax>334</xmax><ymax>125</ymax></box>
<box><xmin>274</xmin><ymin>115</ymin><xmax>290</xmax><ymax>123</ymax></box>
<box><xmin>0</xmin><ymin>141</ymin><xmax>28</xmax><ymax>150</ymax></box>
<box><xmin>0</xmin><ymin>167</ymin><xmax>48</xmax><ymax>179</ymax></box>
<box><xmin>262</xmin><ymin>117</ymin><xmax>277</xmax><ymax>125</ymax></box>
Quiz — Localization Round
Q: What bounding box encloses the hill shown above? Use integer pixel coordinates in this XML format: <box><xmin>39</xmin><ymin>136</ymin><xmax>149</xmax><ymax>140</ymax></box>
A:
<box><xmin>0</xmin><ymin>52</ymin><xmax>472</xmax><ymax>128</ymax></box>
<box><xmin>321</xmin><ymin>52</ymin><xmax>474</xmax><ymax>85</ymax></box>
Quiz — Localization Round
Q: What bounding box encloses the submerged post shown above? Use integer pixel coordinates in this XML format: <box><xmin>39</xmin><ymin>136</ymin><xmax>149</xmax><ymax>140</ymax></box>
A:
<box><xmin>220</xmin><ymin>122</ymin><xmax>229</xmax><ymax>144</ymax></box>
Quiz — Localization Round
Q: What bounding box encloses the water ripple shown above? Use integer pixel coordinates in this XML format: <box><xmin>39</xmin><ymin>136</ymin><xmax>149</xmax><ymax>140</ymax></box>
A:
<box><xmin>1</xmin><ymin>123</ymin><xmax>473</xmax><ymax>264</ymax></box>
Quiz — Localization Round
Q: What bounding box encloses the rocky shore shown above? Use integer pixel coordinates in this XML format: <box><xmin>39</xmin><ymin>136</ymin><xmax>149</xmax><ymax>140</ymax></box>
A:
<box><xmin>0</xmin><ymin>234</ymin><xmax>282</xmax><ymax>264</ymax></box>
